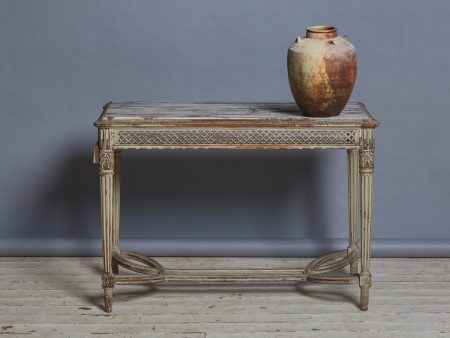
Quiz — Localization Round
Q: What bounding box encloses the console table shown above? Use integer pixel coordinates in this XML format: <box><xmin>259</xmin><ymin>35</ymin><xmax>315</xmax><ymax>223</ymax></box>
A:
<box><xmin>93</xmin><ymin>101</ymin><xmax>378</xmax><ymax>313</ymax></box>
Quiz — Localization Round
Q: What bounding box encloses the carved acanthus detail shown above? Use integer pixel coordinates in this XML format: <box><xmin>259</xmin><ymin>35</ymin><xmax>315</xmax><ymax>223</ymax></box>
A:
<box><xmin>102</xmin><ymin>273</ymin><xmax>115</xmax><ymax>289</ymax></box>
<box><xmin>360</xmin><ymin>150</ymin><xmax>374</xmax><ymax>172</ymax></box>
<box><xmin>360</xmin><ymin>129</ymin><xmax>375</xmax><ymax>174</ymax></box>
<box><xmin>100</xmin><ymin>151</ymin><xmax>114</xmax><ymax>172</ymax></box>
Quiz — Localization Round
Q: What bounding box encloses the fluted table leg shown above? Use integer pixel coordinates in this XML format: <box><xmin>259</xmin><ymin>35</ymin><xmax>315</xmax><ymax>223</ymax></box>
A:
<box><xmin>359</xmin><ymin>129</ymin><xmax>375</xmax><ymax>311</ymax></box>
<box><xmin>99</xmin><ymin>129</ymin><xmax>115</xmax><ymax>313</ymax></box>
<box><xmin>112</xmin><ymin>150</ymin><xmax>121</xmax><ymax>275</ymax></box>
<box><xmin>347</xmin><ymin>149</ymin><xmax>360</xmax><ymax>274</ymax></box>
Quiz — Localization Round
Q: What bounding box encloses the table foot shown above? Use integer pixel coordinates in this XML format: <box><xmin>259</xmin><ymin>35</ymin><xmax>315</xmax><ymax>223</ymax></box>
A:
<box><xmin>104</xmin><ymin>288</ymin><xmax>113</xmax><ymax>313</ymax></box>
<box><xmin>360</xmin><ymin>286</ymin><xmax>369</xmax><ymax>311</ymax></box>
<box><xmin>359</xmin><ymin>273</ymin><xmax>372</xmax><ymax>311</ymax></box>
<box><xmin>101</xmin><ymin>273</ymin><xmax>114</xmax><ymax>313</ymax></box>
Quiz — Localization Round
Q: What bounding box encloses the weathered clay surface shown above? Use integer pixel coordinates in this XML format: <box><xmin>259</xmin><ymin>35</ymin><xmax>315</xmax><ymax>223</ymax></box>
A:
<box><xmin>287</xmin><ymin>26</ymin><xmax>357</xmax><ymax>117</ymax></box>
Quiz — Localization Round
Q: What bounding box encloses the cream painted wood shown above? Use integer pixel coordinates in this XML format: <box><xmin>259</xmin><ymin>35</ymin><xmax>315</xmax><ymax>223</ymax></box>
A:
<box><xmin>111</xmin><ymin>150</ymin><xmax>121</xmax><ymax>275</ymax></box>
<box><xmin>99</xmin><ymin>128</ymin><xmax>115</xmax><ymax>312</ymax></box>
<box><xmin>0</xmin><ymin>257</ymin><xmax>449</xmax><ymax>337</ymax></box>
<box><xmin>347</xmin><ymin>149</ymin><xmax>359</xmax><ymax>274</ymax></box>
<box><xmin>359</xmin><ymin>128</ymin><xmax>375</xmax><ymax>310</ymax></box>
<box><xmin>94</xmin><ymin>102</ymin><xmax>379</xmax><ymax>313</ymax></box>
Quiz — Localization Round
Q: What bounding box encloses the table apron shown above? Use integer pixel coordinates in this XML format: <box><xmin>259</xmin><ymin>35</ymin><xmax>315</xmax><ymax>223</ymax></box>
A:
<box><xmin>107</xmin><ymin>127</ymin><xmax>362</xmax><ymax>150</ymax></box>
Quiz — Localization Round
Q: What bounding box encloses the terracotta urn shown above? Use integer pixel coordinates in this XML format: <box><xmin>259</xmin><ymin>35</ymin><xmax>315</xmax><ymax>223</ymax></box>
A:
<box><xmin>287</xmin><ymin>26</ymin><xmax>357</xmax><ymax>117</ymax></box>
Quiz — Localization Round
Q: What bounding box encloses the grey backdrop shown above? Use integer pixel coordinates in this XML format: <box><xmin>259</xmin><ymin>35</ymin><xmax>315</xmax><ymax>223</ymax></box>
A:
<box><xmin>1</xmin><ymin>0</ymin><xmax>449</xmax><ymax>256</ymax></box>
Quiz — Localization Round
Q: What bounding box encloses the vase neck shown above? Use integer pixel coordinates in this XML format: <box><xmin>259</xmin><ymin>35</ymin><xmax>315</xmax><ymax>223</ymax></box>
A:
<box><xmin>306</xmin><ymin>26</ymin><xmax>337</xmax><ymax>40</ymax></box>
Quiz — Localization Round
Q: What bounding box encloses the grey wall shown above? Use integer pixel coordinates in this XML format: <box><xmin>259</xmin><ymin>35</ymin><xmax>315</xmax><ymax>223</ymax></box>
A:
<box><xmin>1</xmin><ymin>0</ymin><xmax>449</xmax><ymax>256</ymax></box>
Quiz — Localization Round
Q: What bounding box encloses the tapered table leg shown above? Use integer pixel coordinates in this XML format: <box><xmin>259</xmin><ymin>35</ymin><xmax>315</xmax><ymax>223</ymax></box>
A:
<box><xmin>99</xmin><ymin>129</ymin><xmax>115</xmax><ymax>313</ymax></box>
<box><xmin>359</xmin><ymin>129</ymin><xmax>375</xmax><ymax>311</ymax></box>
<box><xmin>112</xmin><ymin>150</ymin><xmax>121</xmax><ymax>275</ymax></box>
<box><xmin>347</xmin><ymin>149</ymin><xmax>360</xmax><ymax>274</ymax></box>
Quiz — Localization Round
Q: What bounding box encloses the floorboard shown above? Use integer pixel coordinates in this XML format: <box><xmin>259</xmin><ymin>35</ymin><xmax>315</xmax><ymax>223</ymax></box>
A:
<box><xmin>0</xmin><ymin>257</ymin><xmax>449</xmax><ymax>337</ymax></box>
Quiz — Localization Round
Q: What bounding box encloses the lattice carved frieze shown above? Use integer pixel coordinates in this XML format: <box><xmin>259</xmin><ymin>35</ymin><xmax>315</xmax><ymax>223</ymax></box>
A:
<box><xmin>115</xmin><ymin>129</ymin><xmax>357</xmax><ymax>146</ymax></box>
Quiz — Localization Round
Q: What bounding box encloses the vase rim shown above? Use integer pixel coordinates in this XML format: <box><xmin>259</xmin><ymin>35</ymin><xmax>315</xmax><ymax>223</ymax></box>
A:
<box><xmin>306</xmin><ymin>26</ymin><xmax>337</xmax><ymax>39</ymax></box>
<box><xmin>307</xmin><ymin>25</ymin><xmax>336</xmax><ymax>33</ymax></box>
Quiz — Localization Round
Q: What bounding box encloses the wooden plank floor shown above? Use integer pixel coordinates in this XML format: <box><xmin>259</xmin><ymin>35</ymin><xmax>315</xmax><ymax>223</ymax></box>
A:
<box><xmin>1</xmin><ymin>257</ymin><xmax>449</xmax><ymax>337</ymax></box>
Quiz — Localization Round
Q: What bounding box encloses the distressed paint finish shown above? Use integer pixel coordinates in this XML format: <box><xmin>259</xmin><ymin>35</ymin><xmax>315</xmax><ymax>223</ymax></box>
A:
<box><xmin>98</xmin><ymin>128</ymin><xmax>115</xmax><ymax>313</ymax></box>
<box><xmin>359</xmin><ymin>128</ymin><xmax>375</xmax><ymax>311</ymax></box>
<box><xmin>94</xmin><ymin>101</ymin><xmax>378</xmax><ymax>312</ymax></box>
<box><xmin>348</xmin><ymin>149</ymin><xmax>360</xmax><ymax>274</ymax></box>
<box><xmin>94</xmin><ymin>102</ymin><xmax>377</xmax><ymax>128</ymax></box>
<box><xmin>111</xmin><ymin>150</ymin><xmax>121</xmax><ymax>275</ymax></box>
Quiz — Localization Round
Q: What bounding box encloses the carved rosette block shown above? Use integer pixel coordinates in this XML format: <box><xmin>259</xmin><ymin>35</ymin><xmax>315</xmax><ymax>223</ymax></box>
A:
<box><xmin>102</xmin><ymin>272</ymin><xmax>115</xmax><ymax>289</ymax></box>
<box><xmin>359</xmin><ymin>274</ymin><xmax>372</xmax><ymax>288</ymax></box>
